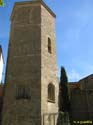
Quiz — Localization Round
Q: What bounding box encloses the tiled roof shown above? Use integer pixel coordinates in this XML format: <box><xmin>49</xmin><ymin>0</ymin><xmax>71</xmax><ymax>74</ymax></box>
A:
<box><xmin>69</xmin><ymin>82</ymin><xmax>80</xmax><ymax>89</ymax></box>
<box><xmin>79</xmin><ymin>74</ymin><xmax>93</xmax><ymax>82</ymax></box>
<box><xmin>69</xmin><ymin>74</ymin><xmax>93</xmax><ymax>91</ymax></box>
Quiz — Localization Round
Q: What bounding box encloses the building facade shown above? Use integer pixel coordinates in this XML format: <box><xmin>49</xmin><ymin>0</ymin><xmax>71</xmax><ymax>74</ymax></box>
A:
<box><xmin>70</xmin><ymin>74</ymin><xmax>93</xmax><ymax>123</ymax></box>
<box><xmin>1</xmin><ymin>0</ymin><xmax>59</xmax><ymax>125</ymax></box>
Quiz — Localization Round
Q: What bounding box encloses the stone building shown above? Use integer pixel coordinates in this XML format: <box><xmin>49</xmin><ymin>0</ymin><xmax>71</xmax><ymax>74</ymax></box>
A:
<box><xmin>70</xmin><ymin>74</ymin><xmax>93</xmax><ymax>123</ymax></box>
<box><xmin>1</xmin><ymin>0</ymin><xmax>59</xmax><ymax>125</ymax></box>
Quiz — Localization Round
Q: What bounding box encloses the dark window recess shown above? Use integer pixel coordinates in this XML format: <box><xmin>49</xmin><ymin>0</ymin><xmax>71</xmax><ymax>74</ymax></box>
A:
<box><xmin>88</xmin><ymin>90</ymin><xmax>93</xmax><ymax>94</ymax></box>
<box><xmin>48</xmin><ymin>37</ymin><xmax>52</xmax><ymax>54</ymax></box>
<box><xmin>48</xmin><ymin>83</ymin><xmax>55</xmax><ymax>103</ymax></box>
<box><xmin>16</xmin><ymin>86</ymin><xmax>31</xmax><ymax>100</ymax></box>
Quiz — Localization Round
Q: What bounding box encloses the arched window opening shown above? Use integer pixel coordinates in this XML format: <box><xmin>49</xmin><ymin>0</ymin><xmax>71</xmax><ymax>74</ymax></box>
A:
<box><xmin>48</xmin><ymin>83</ymin><xmax>55</xmax><ymax>102</ymax></box>
<box><xmin>48</xmin><ymin>37</ymin><xmax>52</xmax><ymax>54</ymax></box>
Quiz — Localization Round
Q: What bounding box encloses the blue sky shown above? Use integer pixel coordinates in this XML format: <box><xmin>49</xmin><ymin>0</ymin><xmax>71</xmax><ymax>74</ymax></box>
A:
<box><xmin>0</xmin><ymin>0</ymin><xmax>93</xmax><ymax>83</ymax></box>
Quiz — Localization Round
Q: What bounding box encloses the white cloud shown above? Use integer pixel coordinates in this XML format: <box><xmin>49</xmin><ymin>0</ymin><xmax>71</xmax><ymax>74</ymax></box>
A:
<box><xmin>68</xmin><ymin>69</ymin><xmax>81</xmax><ymax>82</ymax></box>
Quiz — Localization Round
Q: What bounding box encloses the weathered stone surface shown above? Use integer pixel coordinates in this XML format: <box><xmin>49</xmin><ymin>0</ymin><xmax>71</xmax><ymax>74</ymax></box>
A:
<box><xmin>1</xmin><ymin>1</ymin><xmax>58</xmax><ymax>125</ymax></box>
<box><xmin>70</xmin><ymin>74</ymin><xmax>93</xmax><ymax>121</ymax></box>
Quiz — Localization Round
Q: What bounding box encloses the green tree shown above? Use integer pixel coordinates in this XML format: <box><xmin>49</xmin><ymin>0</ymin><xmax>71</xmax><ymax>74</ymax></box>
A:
<box><xmin>0</xmin><ymin>0</ymin><xmax>4</xmax><ymax>6</ymax></box>
<box><xmin>59</xmin><ymin>66</ymin><xmax>70</xmax><ymax>112</ymax></box>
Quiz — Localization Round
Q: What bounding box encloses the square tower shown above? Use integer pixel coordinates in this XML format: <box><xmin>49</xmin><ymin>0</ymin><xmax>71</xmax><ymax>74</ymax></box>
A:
<box><xmin>1</xmin><ymin>1</ymin><xmax>59</xmax><ymax>125</ymax></box>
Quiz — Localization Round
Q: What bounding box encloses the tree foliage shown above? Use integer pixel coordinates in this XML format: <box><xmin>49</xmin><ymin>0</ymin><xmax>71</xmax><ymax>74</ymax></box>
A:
<box><xmin>59</xmin><ymin>66</ymin><xmax>70</xmax><ymax>112</ymax></box>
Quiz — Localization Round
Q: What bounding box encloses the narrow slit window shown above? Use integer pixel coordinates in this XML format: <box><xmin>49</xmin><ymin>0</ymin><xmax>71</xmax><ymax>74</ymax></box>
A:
<box><xmin>48</xmin><ymin>37</ymin><xmax>52</xmax><ymax>54</ymax></box>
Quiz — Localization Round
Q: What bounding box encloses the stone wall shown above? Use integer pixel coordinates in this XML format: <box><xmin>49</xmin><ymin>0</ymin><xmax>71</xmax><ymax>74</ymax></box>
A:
<box><xmin>70</xmin><ymin>75</ymin><xmax>93</xmax><ymax>122</ymax></box>
<box><xmin>1</xmin><ymin>1</ymin><xmax>59</xmax><ymax>125</ymax></box>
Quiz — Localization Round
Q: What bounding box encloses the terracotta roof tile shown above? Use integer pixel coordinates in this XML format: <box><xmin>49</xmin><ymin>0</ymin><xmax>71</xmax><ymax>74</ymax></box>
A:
<box><xmin>69</xmin><ymin>82</ymin><xmax>80</xmax><ymax>89</ymax></box>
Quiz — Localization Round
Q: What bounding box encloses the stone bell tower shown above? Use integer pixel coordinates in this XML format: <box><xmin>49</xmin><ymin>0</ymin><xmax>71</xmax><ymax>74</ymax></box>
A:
<box><xmin>1</xmin><ymin>0</ymin><xmax>59</xmax><ymax>125</ymax></box>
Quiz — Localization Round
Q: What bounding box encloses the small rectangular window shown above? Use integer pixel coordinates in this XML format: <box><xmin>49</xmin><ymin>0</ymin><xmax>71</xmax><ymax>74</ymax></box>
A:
<box><xmin>16</xmin><ymin>86</ymin><xmax>31</xmax><ymax>100</ymax></box>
